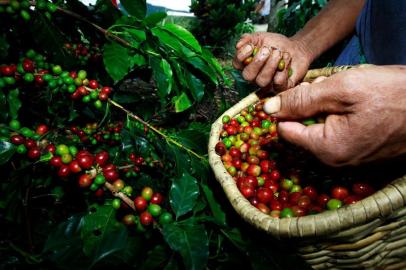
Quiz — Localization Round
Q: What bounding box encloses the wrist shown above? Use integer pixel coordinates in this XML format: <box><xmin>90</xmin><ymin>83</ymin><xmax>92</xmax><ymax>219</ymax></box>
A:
<box><xmin>291</xmin><ymin>33</ymin><xmax>320</xmax><ymax>64</ymax></box>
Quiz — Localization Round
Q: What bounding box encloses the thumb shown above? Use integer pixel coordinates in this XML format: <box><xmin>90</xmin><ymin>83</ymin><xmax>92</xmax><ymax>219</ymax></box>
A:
<box><xmin>263</xmin><ymin>78</ymin><xmax>346</xmax><ymax>119</ymax></box>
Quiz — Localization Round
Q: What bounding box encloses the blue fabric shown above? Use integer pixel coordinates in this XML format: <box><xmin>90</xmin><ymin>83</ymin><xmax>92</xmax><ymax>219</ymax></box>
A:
<box><xmin>335</xmin><ymin>0</ymin><xmax>406</xmax><ymax>66</ymax></box>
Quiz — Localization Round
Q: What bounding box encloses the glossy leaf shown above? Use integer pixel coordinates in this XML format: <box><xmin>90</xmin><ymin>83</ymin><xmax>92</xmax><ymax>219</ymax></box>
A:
<box><xmin>7</xmin><ymin>89</ymin><xmax>21</xmax><ymax>120</ymax></box>
<box><xmin>150</xmin><ymin>57</ymin><xmax>173</xmax><ymax>101</ymax></box>
<box><xmin>0</xmin><ymin>141</ymin><xmax>15</xmax><ymax>165</ymax></box>
<box><xmin>143</xmin><ymin>12</ymin><xmax>167</xmax><ymax>27</ymax></box>
<box><xmin>185</xmin><ymin>56</ymin><xmax>218</xmax><ymax>85</ymax></box>
<box><xmin>43</xmin><ymin>214</ymin><xmax>90</xmax><ymax>268</ymax></box>
<box><xmin>103</xmin><ymin>42</ymin><xmax>132</xmax><ymax>81</ymax></box>
<box><xmin>151</xmin><ymin>27</ymin><xmax>183</xmax><ymax>55</ymax></box>
<box><xmin>201</xmin><ymin>184</ymin><xmax>226</xmax><ymax>226</ymax></box>
<box><xmin>81</xmin><ymin>204</ymin><xmax>126</xmax><ymax>256</ymax></box>
<box><xmin>127</xmin><ymin>28</ymin><xmax>146</xmax><ymax>42</ymax></box>
<box><xmin>173</xmin><ymin>92</ymin><xmax>192</xmax><ymax>113</ymax></box>
<box><xmin>120</xmin><ymin>0</ymin><xmax>146</xmax><ymax>19</ymax></box>
<box><xmin>162</xmin><ymin>24</ymin><xmax>201</xmax><ymax>53</ymax></box>
<box><xmin>185</xmin><ymin>72</ymin><xmax>204</xmax><ymax>102</ymax></box>
<box><xmin>169</xmin><ymin>173</ymin><xmax>199</xmax><ymax>218</ymax></box>
<box><xmin>163</xmin><ymin>222</ymin><xmax>208</xmax><ymax>270</ymax></box>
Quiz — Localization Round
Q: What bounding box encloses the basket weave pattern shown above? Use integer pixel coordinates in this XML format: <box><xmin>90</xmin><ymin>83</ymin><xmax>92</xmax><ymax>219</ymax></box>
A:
<box><xmin>208</xmin><ymin>65</ymin><xmax>406</xmax><ymax>269</ymax></box>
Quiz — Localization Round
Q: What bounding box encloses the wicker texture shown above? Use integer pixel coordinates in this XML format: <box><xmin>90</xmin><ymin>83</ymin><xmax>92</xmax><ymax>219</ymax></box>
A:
<box><xmin>208</xmin><ymin>65</ymin><xmax>406</xmax><ymax>269</ymax></box>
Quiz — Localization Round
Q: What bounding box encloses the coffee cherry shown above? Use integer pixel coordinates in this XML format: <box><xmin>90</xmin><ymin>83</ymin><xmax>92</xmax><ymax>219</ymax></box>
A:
<box><xmin>16</xmin><ymin>144</ymin><xmax>27</xmax><ymax>154</ymax></box>
<box><xmin>94</xmin><ymin>175</ymin><xmax>106</xmax><ymax>185</ymax></box>
<box><xmin>140</xmin><ymin>211</ymin><xmax>153</xmax><ymax>226</ymax></box>
<box><xmin>280</xmin><ymin>208</ymin><xmax>294</xmax><ymax>218</ymax></box>
<box><xmin>103</xmin><ymin>169</ymin><xmax>119</xmax><ymax>181</ymax></box>
<box><xmin>256</xmin><ymin>188</ymin><xmax>273</xmax><ymax>204</ymax></box>
<box><xmin>95</xmin><ymin>151</ymin><xmax>109</xmax><ymax>166</ymax></box>
<box><xmin>327</xmin><ymin>199</ymin><xmax>342</xmax><ymax>210</ymax></box>
<box><xmin>69</xmin><ymin>160</ymin><xmax>82</xmax><ymax>173</ymax></box>
<box><xmin>36</xmin><ymin>124</ymin><xmax>48</xmax><ymax>135</ymax></box>
<box><xmin>122</xmin><ymin>214</ymin><xmax>136</xmax><ymax>226</ymax></box>
<box><xmin>159</xmin><ymin>212</ymin><xmax>173</xmax><ymax>225</ymax></box>
<box><xmin>77</xmin><ymin>154</ymin><xmax>93</xmax><ymax>169</ymax></box>
<box><xmin>50</xmin><ymin>156</ymin><xmax>63</xmax><ymax>167</ymax></box>
<box><xmin>10</xmin><ymin>135</ymin><xmax>25</xmax><ymax>145</ymax></box>
<box><xmin>9</xmin><ymin>119</ymin><xmax>21</xmax><ymax>130</ymax></box>
<box><xmin>27</xmin><ymin>147</ymin><xmax>41</xmax><ymax>159</ymax></box>
<box><xmin>141</xmin><ymin>187</ymin><xmax>153</xmax><ymax>201</ymax></box>
<box><xmin>58</xmin><ymin>165</ymin><xmax>70</xmax><ymax>177</ymax></box>
<box><xmin>331</xmin><ymin>186</ymin><xmax>349</xmax><ymax>201</ymax></box>
<box><xmin>78</xmin><ymin>174</ymin><xmax>93</xmax><ymax>188</ymax></box>
<box><xmin>150</xmin><ymin>193</ymin><xmax>163</xmax><ymax>204</ymax></box>
<box><xmin>61</xmin><ymin>153</ymin><xmax>73</xmax><ymax>164</ymax></box>
<box><xmin>88</xmin><ymin>80</ymin><xmax>98</xmax><ymax>89</ymax></box>
<box><xmin>112</xmin><ymin>198</ymin><xmax>121</xmax><ymax>209</ymax></box>
<box><xmin>56</xmin><ymin>144</ymin><xmax>69</xmax><ymax>156</ymax></box>
<box><xmin>112</xmin><ymin>179</ymin><xmax>125</xmax><ymax>190</ymax></box>
<box><xmin>147</xmin><ymin>204</ymin><xmax>162</xmax><ymax>217</ymax></box>
<box><xmin>134</xmin><ymin>196</ymin><xmax>148</xmax><ymax>212</ymax></box>
<box><xmin>215</xmin><ymin>142</ymin><xmax>226</xmax><ymax>155</ymax></box>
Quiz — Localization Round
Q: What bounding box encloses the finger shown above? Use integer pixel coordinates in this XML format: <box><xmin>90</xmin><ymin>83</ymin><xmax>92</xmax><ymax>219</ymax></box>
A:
<box><xmin>273</xmin><ymin>52</ymin><xmax>291</xmax><ymax>92</ymax></box>
<box><xmin>236</xmin><ymin>34</ymin><xmax>252</xmax><ymax>49</ymax></box>
<box><xmin>242</xmin><ymin>46</ymin><xmax>272</xmax><ymax>82</ymax></box>
<box><xmin>287</xmin><ymin>61</ymin><xmax>309</xmax><ymax>89</ymax></box>
<box><xmin>313</xmin><ymin>76</ymin><xmax>327</xmax><ymax>83</ymax></box>
<box><xmin>236</xmin><ymin>44</ymin><xmax>254</xmax><ymax>63</ymax></box>
<box><xmin>278</xmin><ymin>121</ymin><xmax>325</xmax><ymax>154</ymax></box>
<box><xmin>255</xmin><ymin>48</ymin><xmax>282</xmax><ymax>87</ymax></box>
<box><xmin>263</xmin><ymin>78</ymin><xmax>348</xmax><ymax>118</ymax></box>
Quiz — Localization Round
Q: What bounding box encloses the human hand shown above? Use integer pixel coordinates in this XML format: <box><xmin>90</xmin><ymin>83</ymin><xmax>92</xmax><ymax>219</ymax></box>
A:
<box><xmin>263</xmin><ymin>65</ymin><xmax>406</xmax><ymax>166</ymax></box>
<box><xmin>233</xmin><ymin>32</ymin><xmax>313</xmax><ymax>91</ymax></box>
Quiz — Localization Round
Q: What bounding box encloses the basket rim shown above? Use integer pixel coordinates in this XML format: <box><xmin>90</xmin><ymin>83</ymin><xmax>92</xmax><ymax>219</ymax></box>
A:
<box><xmin>208</xmin><ymin>66</ymin><xmax>406</xmax><ymax>239</ymax></box>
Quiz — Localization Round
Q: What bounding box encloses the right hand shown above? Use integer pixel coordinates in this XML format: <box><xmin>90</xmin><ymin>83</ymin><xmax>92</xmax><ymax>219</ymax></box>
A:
<box><xmin>232</xmin><ymin>32</ymin><xmax>313</xmax><ymax>91</ymax></box>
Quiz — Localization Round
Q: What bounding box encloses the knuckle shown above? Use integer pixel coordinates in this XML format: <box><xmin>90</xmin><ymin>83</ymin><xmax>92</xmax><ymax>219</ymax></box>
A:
<box><xmin>242</xmin><ymin>69</ymin><xmax>255</xmax><ymax>82</ymax></box>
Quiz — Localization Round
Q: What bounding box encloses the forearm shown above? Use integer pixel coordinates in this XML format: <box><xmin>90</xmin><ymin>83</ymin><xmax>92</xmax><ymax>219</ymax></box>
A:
<box><xmin>291</xmin><ymin>0</ymin><xmax>365</xmax><ymax>62</ymax></box>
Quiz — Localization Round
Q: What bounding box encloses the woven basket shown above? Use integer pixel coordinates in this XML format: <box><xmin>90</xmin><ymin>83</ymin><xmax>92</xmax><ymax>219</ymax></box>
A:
<box><xmin>208</xmin><ymin>65</ymin><xmax>406</xmax><ymax>269</ymax></box>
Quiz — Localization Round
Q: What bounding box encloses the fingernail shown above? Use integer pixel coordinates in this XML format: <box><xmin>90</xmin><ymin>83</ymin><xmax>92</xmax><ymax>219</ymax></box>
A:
<box><xmin>263</xmin><ymin>96</ymin><xmax>281</xmax><ymax>114</ymax></box>
<box><xmin>257</xmin><ymin>47</ymin><xmax>271</xmax><ymax>60</ymax></box>
<box><xmin>241</xmin><ymin>44</ymin><xmax>253</xmax><ymax>55</ymax></box>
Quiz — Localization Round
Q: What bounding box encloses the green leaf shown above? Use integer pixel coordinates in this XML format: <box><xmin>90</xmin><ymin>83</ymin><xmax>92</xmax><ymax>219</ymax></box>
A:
<box><xmin>127</xmin><ymin>28</ymin><xmax>146</xmax><ymax>42</ymax></box>
<box><xmin>120</xmin><ymin>0</ymin><xmax>146</xmax><ymax>19</ymax></box>
<box><xmin>162</xmin><ymin>24</ymin><xmax>201</xmax><ymax>53</ymax></box>
<box><xmin>0</xmin><ymin>90</ymin><xmax>8</xmax><ymax>122</ymax></box>
<box><xmin>39</xmin><ymin>151</ymin><xmax>53</xmax><ymax>162</ymax></box>
<box><xmin>169</xmin><ymin>172</ymin><xmax>199</xmax><ymax>218</ymax></box>
<box><xmin>143</xmin><ymin>12</ymin><xmax>167</xmax><ymax>27</ymax></box>
<box><xmin>185</xmin><ymin>56</ymin><xmax>218</xmax><ymax>85</ymax></box>
<box><xmin>103</xmin><ymin>42</ymin><xmax>132</xmax><ymax>81</ymax></box>
<box><xmin>167</xmin><ymin>144</ymin><xmax>189</xmax><ymax>177</ymax></box>
<box><xmin>140</xmin><ymin>245</ymin><xmax>169</xmax><ymax>270</ymax></box>
<box><xmin>0</xmin><ymin>141</ymin><xmax>15</xmax><ymax>165</ymax></box>
<box><xmin>163</xmin><ymin>222</ymin><xmax>208</xmax><ymax>270</ymax></box>
<box><xmin>81</xmin><ymin>204</ymin><xmax>126</xmax><ymax>257</ymax></box>
<box><xmin>131</xmin><ymin>54</ymin><xmax>146</xmax><ymax>67</ymax></box>
<box><xmin>173</xmin><ymin>92</ymin><xmax>192</xmax><ymax>113</ymax></box>
<box><xmin>201</xmin><ymin>184</ymin><xmax>226</xmax><ymax>226</ymax></box>
<box><xmin>43</xmin><ymin>214</ymin><xmax>90</xmax><ymax>268</ymax></box>
<box><xmin>185</xmin><ymin>72</ymin><xmax>204</xmax><ymax>102</ymax></box>
<box><xmin>150</xmin><ymin>57</ymin><xmax>173</xmax><ymax>101</ymax></box>
<box><xmin>7</xmin><ymin>89</ymin><xmax>21</xmax><ymax>120</ymax></box>
<box><xmin>151</xmin><ymin>27</ymin><xmax>183</xmax><ymax>55</ymax></box>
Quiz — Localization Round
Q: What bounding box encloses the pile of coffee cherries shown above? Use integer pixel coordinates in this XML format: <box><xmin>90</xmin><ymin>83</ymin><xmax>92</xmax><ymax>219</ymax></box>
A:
<box><xmin>215</xmin><ymin>101</ymin><xmax>375</xmax><ymax>218</ymax></box>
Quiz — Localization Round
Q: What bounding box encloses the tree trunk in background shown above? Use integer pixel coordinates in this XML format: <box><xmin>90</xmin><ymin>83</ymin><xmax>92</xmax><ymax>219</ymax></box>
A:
<box><xmin>267</xmin><ymin>0</ymin><xmax>285</xmax><ymax>32</ymax></box>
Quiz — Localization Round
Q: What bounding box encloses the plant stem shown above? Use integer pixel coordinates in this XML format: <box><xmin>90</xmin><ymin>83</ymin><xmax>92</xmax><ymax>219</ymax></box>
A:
<box><xmin>8</xmin><ymin>242</ymin><xmax>42</xmax><ymax>264</ymax></box>
<box><xmin>108</xmin><ymin>99</ymin><xmax>207</xmax><ymax>161</ymax></box>
<box><xmin>104</xmin><ymin>182</ymin><xmax>135</xmax><ymax>210</ymax></box>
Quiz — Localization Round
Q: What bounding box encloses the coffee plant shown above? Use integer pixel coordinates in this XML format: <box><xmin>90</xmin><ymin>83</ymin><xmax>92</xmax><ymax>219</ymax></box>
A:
<box><xmin>190</xmin><ymin>0</ymin><xmax>255</xmax><ymax>56</ymax></box>
<box><xmin>0</xmin><ymin>0</ymin><xmax>311</xmax><ymax>269</ymax></box>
